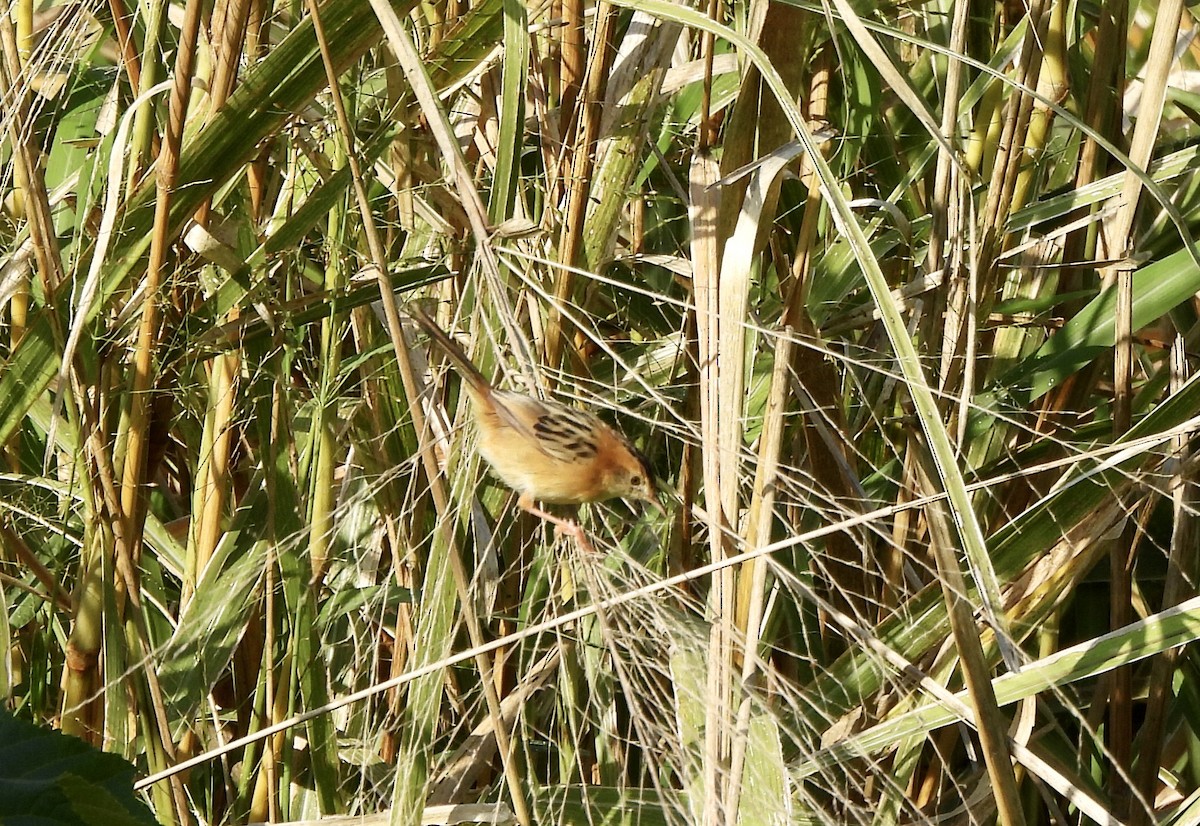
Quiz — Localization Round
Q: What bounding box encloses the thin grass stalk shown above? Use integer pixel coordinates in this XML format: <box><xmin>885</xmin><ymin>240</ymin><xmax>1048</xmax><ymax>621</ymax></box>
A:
<box><xmin>258</xmin><ymin>392</ymin><xmax>284</xmax><ymax>821</ymax></box>
<box><xmin>826</xmin><ymin>0</ymin><xmax>956</xmax><ymax>161</ymax></box>
<box><xmin>906</xmin><ymin>462</ymin><xmax>1023</xmax><ymax>824</ymax></box>
<box><xmin>306</xmin><ymin>133</ymin><xmax>351</xmax><ymax>585</ymax></box>
<box><xmin>1131</xmin><ymin>332</ymin><xmax>1195</xmax><ymax>826</ymax></box>
<box><xmin>306</xmin><ymin>220</ymin><xmax>346</xmax><ymax>584</ymax></box>
<box><xmin>195</xmin><ymin>0</ymin><xmax>252</xmax><ymax>225</ymax></box>
<box><xmin>745</xmin><ymin>47</ymin><xmax>831</xmax><ymax>639</ymax></box>
<box><xmin>688</xmin><ymin>150</ymin><xmax>729</xmax><ymax>825</ymax></box>
<box><xmin>129</xmin><ymin>0</ymin><xmax>168</xmax><ymax>185</ymax></box>
<box><xmin>581</xmin><ymin>13</ymin><xmax>679</xmax><ymax>269</ymax></box>
<box><xmin>0</xmin><ymin>14</ymin><xmax>65</xmax><ymax>296</ymax></box>
<box><xmin>5</xmin><ymin>0</ymin><xmax>32</xmax><ymax>348</ymax></box>
<box><xmin>970</xmin><ymin>213</ymin><xmax>1061</xmax><ymax>476</ymax></box>
<box><xmin>785</xmin><ymin>45</ymin><xmax>876</xmax><ymax>625</ymax></box>
<box><xmin>1110</xmin><ymin>259</ymin><xmax>1136</xmax><ymax>819</ymax></box>
<box><xmin>188</xmin><ymin>351</ymin><xmax>237</xmax><ymax>600</ymax></box>
<box><xmin>0</xmin><ymin>569</ymin><xmax>8</xmax><ymax>704</ymax></box>
<box><xmin>926</xmin><ymin>0</ymin><xmax>969</xmax><ymax>276</ymax></box>
<box><xmin>318</xmin><ymin>5</ymin><xmax>532</xmax><ymax>822</ymax></box>
<box><xmin>1008</xmin><ymin>0</ymin><xmax>1066</xmax><ymax>216</ymax></box>
<box><xmin>1098</xmin><ymin>0</ymin><xmax>1185</xmax><ymax>812</ymax></box>
<box><xmin>698</xmin><ymin>0</ymin><xmax>717</xmax><ymax>153</ymax></box>
<box><xmin>247</xmin><ymin>647</ymin><xmax>292</xmax><ymax>821</ymax></box>
<box><xmin>780</xmin><ymin>34</ymin><xmax>827</xmax><ymax>315</ymax></box>
<box><xmin>1098</xmin><ymin>0</ymin><xmax>1183</xmax><ymax>264</ymax></box>
<box><xmin>1057</xmin><ymin>0</ymin><xmax>1126</xmax><ymax>314</ymax></box>
<box><xmin>243</xmin><ymin>0</ymin><xmax>270</xmax><ymax>210</ymax></box>
<box><xmin>726</xmin><ymin>329</ymin><xmax>791</xmax><ymax>823</ymax></box>
<box><xmin>674</xmin><ymin>309</ymin><xmax>702</xmax><ymax>578</ymax></box>
<box><xmin>932</xmin><ymin>0</ymin><xmax>974</xmax><ymax>419</ymax></box>
<box><xmin>0</xmin><ymin>525</ymin><xmax>72</xmax><ymax>611</ymax></box>
<box><xmin>978</xmin><ymin>0</ymin><xmax>1050</xmax><ymax>268</ymax></box>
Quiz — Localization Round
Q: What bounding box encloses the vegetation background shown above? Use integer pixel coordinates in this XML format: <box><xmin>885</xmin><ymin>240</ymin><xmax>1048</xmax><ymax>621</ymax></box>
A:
<box><xmin>3</xmin><ymin>0</ymin><xmax>1200</xmax><ymax>822</ymax></box>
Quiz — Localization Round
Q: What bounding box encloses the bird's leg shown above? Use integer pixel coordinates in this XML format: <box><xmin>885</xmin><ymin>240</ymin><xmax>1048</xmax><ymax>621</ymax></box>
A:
<box><xmin>517</xmin><ymin>493</ymin><xmax>597</xmax><ymax>555</ymax></box>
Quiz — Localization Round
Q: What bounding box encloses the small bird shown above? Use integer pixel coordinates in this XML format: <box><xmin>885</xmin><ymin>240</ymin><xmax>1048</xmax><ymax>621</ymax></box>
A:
<box><xmin>411</xmin><ymin>307</ymin><xmax>663</xmax><ymax>549</ymax></box>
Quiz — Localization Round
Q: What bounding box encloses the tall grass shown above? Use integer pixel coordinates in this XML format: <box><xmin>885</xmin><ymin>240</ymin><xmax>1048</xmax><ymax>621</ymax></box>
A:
<box><xmin>3</xmin><ymin>0</ymin><xmax>1200</xmax><ymax>823</ymax></box>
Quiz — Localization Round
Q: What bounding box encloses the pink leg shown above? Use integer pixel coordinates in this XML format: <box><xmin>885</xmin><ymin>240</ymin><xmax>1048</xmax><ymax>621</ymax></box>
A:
<box><xmin>517</xmin><ymin>494</ymin><xmax>597</xmax><ymax>555</ymax></box>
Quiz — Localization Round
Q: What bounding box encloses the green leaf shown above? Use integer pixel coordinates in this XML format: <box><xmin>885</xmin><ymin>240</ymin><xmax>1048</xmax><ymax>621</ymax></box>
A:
<box><xmin>0</xmin><ymin>709</ymin><xmax>159</xmax><ymax>826</ymax></box>
<box><xmin>1005</xmin><ymin>247</ymin><xmax>1200</xmax><ymax>399</ymax></box>
<box><xmin>156</xmin><ymin>497</ymin><xmax>269</xmax><ymax>728</ymax></box>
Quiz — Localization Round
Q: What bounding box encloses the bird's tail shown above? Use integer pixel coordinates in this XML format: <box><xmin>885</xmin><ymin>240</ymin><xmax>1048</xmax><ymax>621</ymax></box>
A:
<box><xmin>409</xmin><ymin>306</ymin><xmax>493</xmax><ymax>397</ymax></box>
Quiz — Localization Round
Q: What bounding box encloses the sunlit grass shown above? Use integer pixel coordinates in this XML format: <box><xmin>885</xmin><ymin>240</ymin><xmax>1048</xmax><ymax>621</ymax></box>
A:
<box><xmin>2</xmin><ymin>0</ymin><xmax>1200</xmax><ymax>823</ymax></box>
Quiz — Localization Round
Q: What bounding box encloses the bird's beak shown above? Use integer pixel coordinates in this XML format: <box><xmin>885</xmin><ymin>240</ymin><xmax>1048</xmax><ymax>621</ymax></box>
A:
<box><xmin>645</xmin><ymin>490</ymin><xmax>667</xmax><ymax>516</ymax></box>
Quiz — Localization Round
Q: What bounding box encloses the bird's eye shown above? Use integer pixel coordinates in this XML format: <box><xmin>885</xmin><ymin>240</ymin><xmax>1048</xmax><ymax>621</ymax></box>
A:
<box><xmin>630</xmin><ymin>475</ymin><xmax>643</xmax><ymax>487</ymax></box>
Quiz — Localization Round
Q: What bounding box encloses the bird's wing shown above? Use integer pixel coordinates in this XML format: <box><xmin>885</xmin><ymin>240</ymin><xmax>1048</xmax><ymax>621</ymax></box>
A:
<box><xmin>495</xmin><ymin>393</ymin><xmax>601</xmax><ymax>463</ymax></box>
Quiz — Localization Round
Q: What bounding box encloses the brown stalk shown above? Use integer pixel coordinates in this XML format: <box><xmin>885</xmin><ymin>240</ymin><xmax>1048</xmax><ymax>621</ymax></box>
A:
<box><xmin>546</xmin><ymin>2</ymin><xmax>616</xmax><ymax>367</ymax></box>
<box><xmin>194</xmin><ymin>0</ymin><xmax>253</xmax><ymax>226</ymax></box>
<box><xmin>558</xmin><ymin>0</ymin><xmax>584</xmax><ymax>127</ymax></box>
<box><xmin>698</xmin><ymin>0</ymin><xmax>718</xmax><ymax>153</ymax></box>
<box><xmin>105</xmin><ymin>0</ymin><xmax>143</xmax><ymax>91</ymax></box>
<box><xmin>119</xmin><ymin>0</ymin><xmax>203</xmax><ymax>570</ymax></box>
<box><xmin>181</xmin><ymin>0</ymin><xmax>249</xmax><ymax>587</ymax></box>
<box><xmin>113</xmin><ymin>0</ymin><xmax>206</xmax><ymax>818</ymax></box>
<box><xmin>0</xmin><ymin>524</ymin><xmax>73</xmax><ymax>611</ymax></box>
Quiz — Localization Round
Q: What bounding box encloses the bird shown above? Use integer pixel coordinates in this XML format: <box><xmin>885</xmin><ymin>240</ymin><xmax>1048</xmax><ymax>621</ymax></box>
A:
<box><xmin>410</xmin><ymin>306</ymin><xmax>663</xmax><ymax>551</ymax></box>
